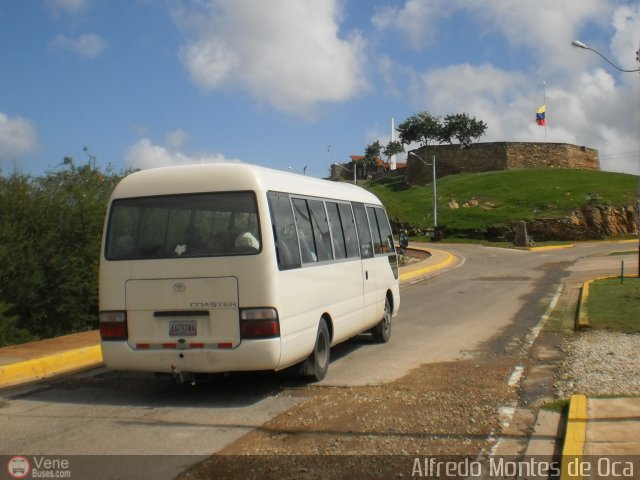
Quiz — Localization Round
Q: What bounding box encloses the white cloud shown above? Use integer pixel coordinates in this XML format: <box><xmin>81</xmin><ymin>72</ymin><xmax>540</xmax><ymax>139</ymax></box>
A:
<box><xmin>165</xmin><ymin>129</ymin><xmax>190</xmax><ymax>150</ymax></box>
<box><xmin>372</xmin><ymin>0</ymin><xmax>455</xmax><ymax>50</ymax></box>
<box><xmin>374</xmin><ymin>0</ymin><xmax>612</xmax><ymax>71</ymax></box>
<box><xmin>381</xmin><ymin>1</ymin><xmax>639</xmax><ymax>174</ymax></box>
<box><xmin>465</xmin><ymin>0</ymin><xmax>612</xmax><ymax>72</ymax></box>
<box><xmin>610</xmin><ymin>4</ymin><xmax>640</xmax><ymax>75</ymax></box>
<box><xmin>174</xmin><ymin>0</ymin><xmax>368</xmax><ymax>118</ymax></box>
<box><xmin>0</xmin><ymin>112</ymin><xmax>39</xmax><ymax>157</ymax></box>
<box><xmin>413</xmin><ymin>64</ymin><xmax>529</xmax><ymax>113</ymax></box>
<box><xmin>50</xmin><ymin>34</ymin><xmax>107</xmax><ymax>58</ymax></box>
<box><xmin>548</xmin><ymin>70</ymin><xmax>639</xmax><ymax>174</ymax></box>
<box><xmin>46</xmin><ymin>0</ymin><xmax>88</xmax><ymax>15</ymax></box>
<box><xmin>125</xmin><ymin>137</ymin><xmax>239</xmax><ymax>170</ymax></box>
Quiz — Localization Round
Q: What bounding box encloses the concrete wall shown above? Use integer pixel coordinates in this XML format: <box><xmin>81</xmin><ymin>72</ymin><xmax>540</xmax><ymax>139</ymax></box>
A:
<box><xmin>407</xmin><ymin>142</ymin><xmax>600</xmax><ymax>184</ymax></box>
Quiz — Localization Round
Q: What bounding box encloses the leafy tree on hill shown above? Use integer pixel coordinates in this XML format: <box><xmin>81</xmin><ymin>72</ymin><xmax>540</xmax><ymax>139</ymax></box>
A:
<box><xmin>383</xmin><ymin>140</ymin><xmax>404</xmax><ymax>160</ymax></box>
<box><xmin>363</xmin><ymin>140</ymin><xmax>382</xmax><ymax>177</ymax></box>
<box><xmin>397</xmin><ymin>111</ymin><xmax>442</xmax><ymax>147</ymax></box>
<box><xmin>439</xmin><ymin>113</ymin><xmax>487</xmax><ymax>147</ymax></box>
<box><xmin>362</xmin><ymin>139</ymin><xmax>404</xmax><ymax>176</ymax></box>
<box><xmin>396</xmin><ymin>110</ymin><xmax>487</xmax><ymax>149</ymax></box>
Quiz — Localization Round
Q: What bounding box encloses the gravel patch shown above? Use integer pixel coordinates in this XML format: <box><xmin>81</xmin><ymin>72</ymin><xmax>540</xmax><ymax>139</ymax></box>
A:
<box><xmin>555</xmin><ymin>331</ymin><xmax>640</xmax><ymax>399</ymax></box>
<box><xmin>179</xmin><ymin>357</ymin><xmax>519</xmax><ymax>479</ymax></box>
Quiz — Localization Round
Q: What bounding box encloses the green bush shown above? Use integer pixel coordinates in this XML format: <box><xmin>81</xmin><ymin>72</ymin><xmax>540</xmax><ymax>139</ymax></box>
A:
<box><xmin>0</xmin><ymin>160</ymin><xmax>127</xmax><ymax>344</ymax></box>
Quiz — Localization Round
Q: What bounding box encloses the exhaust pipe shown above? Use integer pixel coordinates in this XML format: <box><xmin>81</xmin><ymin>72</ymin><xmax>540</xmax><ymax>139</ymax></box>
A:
<box><xmin>170</xmin><ymin>364</ymin><xmax>196</xmax><ymax>386</ymax></box>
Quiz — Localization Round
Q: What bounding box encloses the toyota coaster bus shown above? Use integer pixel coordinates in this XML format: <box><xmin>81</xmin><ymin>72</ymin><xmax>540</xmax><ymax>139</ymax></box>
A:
<box><xmin>99</xmin><ymin>163</ymin><xmax>400</xmax><ymax>382</ymax></box>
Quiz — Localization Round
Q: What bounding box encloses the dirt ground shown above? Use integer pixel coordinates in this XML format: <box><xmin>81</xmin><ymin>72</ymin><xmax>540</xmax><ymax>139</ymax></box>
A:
<box><xmin>178</xmin><ymin>355</ymin><xmax>520</xmax><ymax>479</ymax></box>
<box><xmin>177</xmin><ymin>247</ymin><xmax>566</xmax><ymax>479</ymax></box>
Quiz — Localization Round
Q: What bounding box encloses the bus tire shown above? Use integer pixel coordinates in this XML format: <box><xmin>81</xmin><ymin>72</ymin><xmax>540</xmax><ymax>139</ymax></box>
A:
<box><xmin>371</xmin><ymin>297</ymin><xmax>391</xmax><ymax>343</ymax></box>
<box><xmin>301</xmin><ymin>318</ymin><xmax>330</xmax><ymax>381</ymax></box>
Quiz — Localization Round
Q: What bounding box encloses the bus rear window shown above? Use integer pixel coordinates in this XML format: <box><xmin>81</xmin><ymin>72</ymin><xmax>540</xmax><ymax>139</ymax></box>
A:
<box><xmin>105</xmin><ymin>191</ymin><xmax>261</xmax><ymax>260</ymax></box>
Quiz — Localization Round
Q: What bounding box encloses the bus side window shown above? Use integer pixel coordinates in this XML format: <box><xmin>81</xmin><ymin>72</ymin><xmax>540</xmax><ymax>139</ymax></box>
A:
<box><xmin>366</xmin><ymin>206</ymin><xmax>384</xmax><ymax>254</ymax></box>
<box><xmin>267</xmin><ymin>192</ymin><xmax>301</xmax><ymax>270</ymax></box>
<box><xmin>292</xmin><ymin>198</ymin><xmax>318</xmax><ymax>264</ymax></box>
<box><xmin>307</xmin><ymin>199</ymin><xmax>333</xmax><ymax>262</ymax></box>
<box><xmin>352</xmin><ymin>202</ymin><xmax>373</xmax><ymax>259</ymax></box>
<box><xmin>374</xmin><ymin>207</ymin><xmax>395</xmax><ymax>254</ymax></box>
<box><xmin>326</xmin><ymin>202</ymin><xmax>347</xmax><ymax>260</ymax></box>
<box><xmin>338</xmin><ymin>203</ymin><xmax>360</xmax><ymax>258</ymax></box>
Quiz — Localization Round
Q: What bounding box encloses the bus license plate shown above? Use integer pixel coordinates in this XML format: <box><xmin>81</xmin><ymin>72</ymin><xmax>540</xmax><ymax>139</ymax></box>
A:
<box><xmin>169</xmin><ymin>321</ymin><xmax>197</xmax><ymax>337</ymax></box>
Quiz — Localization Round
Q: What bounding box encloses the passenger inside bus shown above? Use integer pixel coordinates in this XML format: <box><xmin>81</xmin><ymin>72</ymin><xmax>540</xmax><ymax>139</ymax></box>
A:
<box><xmin>234</xmin><ymin>231</ymin><xmax>260</xmax><ymax>251</ymax></box>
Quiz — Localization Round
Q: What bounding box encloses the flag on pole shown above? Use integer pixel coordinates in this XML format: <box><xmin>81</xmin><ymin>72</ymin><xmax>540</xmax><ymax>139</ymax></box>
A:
<box><xmin>536</xmin><ymin>105</ymin><xmax>546</xmax><ymax>126</ymax></box>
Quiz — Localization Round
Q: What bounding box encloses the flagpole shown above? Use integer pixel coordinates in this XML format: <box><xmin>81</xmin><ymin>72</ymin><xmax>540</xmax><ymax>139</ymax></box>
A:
<box><xmin>543</xmin><ymin>81</ymin><xmax>547</xmax><ymax>142</ymax></box>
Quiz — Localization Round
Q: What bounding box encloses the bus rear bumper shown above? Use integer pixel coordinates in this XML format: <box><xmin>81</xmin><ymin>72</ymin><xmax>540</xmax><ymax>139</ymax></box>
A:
<box><xmin>100</xmin><ymin>339</ymin><xmax>282</xmax><ymax>374</ymax></box>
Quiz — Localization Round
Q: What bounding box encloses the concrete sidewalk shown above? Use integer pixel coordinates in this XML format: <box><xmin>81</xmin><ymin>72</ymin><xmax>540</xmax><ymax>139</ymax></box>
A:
<box><xmin>563</xmin><ymin>395</ymin><xmax>640</xmax><ymax>455</ymax></box>
<box><xmin>0</xmin><ymin>246</ymin><xmax>455</xmax><ymax>389</ymax></box>
<box><xmin>560</xmin><ymin>395</ymin><xmax>640</xmax><ymax>480</ymax></box>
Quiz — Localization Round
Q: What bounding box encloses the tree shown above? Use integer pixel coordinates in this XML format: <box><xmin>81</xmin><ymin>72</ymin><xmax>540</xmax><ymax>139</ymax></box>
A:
<box><xmin>383</xmin><ymin>140</ymin><xmax>404</xmax><ymax>160</ymax></box>
<box><xmin>396</xmin><ymin>111</ymin><xmax>442</xmax><ymax>147</ymax></box>
<box><xmin>0</xmin><ymin>159</ymin><xmax>128</xmax><ymax>344</ymax></box>
<box><xmin>0</xmin><ymin>302</ymin><xmax>33</xmax><ymax>347</ymax></box>
<box><xmin>363</xmin><ymin>140</ymin><xmax>382</xmax><ymax>177</ymax></box>
<box><xmin>438</xmin><ymin>113</ymin><xmax>487</xmax><ymax>147</ymax></box>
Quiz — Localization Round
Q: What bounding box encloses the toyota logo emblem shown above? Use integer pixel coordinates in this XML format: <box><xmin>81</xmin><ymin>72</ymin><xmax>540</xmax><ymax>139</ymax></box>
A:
<box><xmin>173</xmin><ymin>282</ymin><xmax>186</xmax><ymax>293</ymax></box>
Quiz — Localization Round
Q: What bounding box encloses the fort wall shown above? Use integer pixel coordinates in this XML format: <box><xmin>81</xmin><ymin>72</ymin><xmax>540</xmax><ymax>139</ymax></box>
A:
<box><xmin>406</xmin><ymin>142</ymin><xmax>600</xmax><ymax>184</ymax></box>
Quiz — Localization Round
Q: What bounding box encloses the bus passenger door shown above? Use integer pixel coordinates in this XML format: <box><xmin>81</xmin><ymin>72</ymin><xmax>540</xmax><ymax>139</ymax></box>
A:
<box><xmin>352</xmin><ymin>203</ymin><xmax>378</xmax><ymax>327</ymax></box>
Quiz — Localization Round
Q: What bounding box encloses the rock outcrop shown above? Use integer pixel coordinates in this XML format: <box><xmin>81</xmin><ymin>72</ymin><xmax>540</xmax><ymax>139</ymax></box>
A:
<box><xmin>524</xmin><ymin>205</ymin><xmax>638</xmax><ymax>241</ymax></box>
<box><xmin>392</xmin><ymin>204</ymin><xmax>638</xmax><ymax>243</ymax></box>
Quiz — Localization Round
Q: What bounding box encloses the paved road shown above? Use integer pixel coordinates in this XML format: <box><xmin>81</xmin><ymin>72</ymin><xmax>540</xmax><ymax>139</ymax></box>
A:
<box><xmin>0</xmin><ymin>242</ymin><xmax>636</xmax><ymax>478</ymax></box>
<box><xmin>326</xmin><ymin>240</ymin><xmax>638</xmax><ymax>386</ymax></box>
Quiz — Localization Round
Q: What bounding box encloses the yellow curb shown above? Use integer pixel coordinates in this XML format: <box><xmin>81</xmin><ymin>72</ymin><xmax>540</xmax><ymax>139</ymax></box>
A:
<box><xmin>0</xmin><ymin>345</ymin><xmax>103</xmax><ymax>389</ymax></box>
<box><xmin>528</xmin><ymin>244</ymin><xmax>575</xmax><ymax>251</ymax></box>
<box><xmin>561</xmin><ymin>394</ymin><xmax>587</xmax><ymax>480</ymax></box>
<box><xmin>399</xmin><ymin>248</ymin><xmax>454</xmax><ymax>282</ymax></box>
<box><xmin>577</xmin><ymin>280</ymin><xmax>592</xmax><ymax>329</ymax></box>
<box><xmin>529</xmin><ymin>239</ymin><xmax>638</xmax><ymax>251</ymax></box>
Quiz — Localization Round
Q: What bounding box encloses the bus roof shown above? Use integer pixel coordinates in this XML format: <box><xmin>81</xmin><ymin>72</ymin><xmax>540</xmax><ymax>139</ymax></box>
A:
<box><xmin>110</xmin><ymin>163</ymin><xmax>382</xmax><ymax>205</ymax></box>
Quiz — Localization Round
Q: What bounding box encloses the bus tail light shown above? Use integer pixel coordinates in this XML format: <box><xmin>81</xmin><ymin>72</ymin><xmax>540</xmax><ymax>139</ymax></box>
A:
<box><xmin>240</xmin><ymin>308</ymin><xmax>280</xmax><ymax>338</ymax></box>
<box><xmin>99</xmin><ymin>311</ymin><xmax>128</xmax><ymax>341</ymax></box>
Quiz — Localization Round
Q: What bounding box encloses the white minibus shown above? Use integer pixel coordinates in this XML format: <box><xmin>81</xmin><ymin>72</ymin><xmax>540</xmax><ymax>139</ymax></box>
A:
<box><xmin>99</xmin><ymin>163</ymin><xmax>400</xmax><ymax>381</ymax></box>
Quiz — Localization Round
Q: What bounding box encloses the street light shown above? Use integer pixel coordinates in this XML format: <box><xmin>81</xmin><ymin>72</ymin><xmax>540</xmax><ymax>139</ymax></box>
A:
<box><xmin>571</xmin><ymin>40</ymin><xmax>640</xmax><ymax>73</ymax></box>
<box><xmin>408</xmin><ymin>151</ymin><xmax>438</xmax><ymax>231</ymax></box>
<box><xmin>572</xmin><ymin>39</ymin><xmax>640</xmax><ymax>277</ymax></box>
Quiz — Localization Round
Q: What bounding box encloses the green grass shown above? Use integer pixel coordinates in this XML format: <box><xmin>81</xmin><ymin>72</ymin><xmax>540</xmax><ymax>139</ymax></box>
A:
<box><xmin>367</xmin><ymin>168</ymin><xmax>638</xmax><ymax>231</ymax></box>
<box><xmin>586</xmin><ymin>277</ymin><xmax>640</xmax><ymax>333</ymax></box>
<box><xmin>540</xmin><ymin>398</ymin><xmax>570</xmax><ymax>413</ymax></box>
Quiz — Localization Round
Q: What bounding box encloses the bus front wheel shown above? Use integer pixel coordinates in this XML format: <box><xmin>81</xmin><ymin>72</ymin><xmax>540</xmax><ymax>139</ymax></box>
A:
<box><xmin>301</xmin><ymin>318</ymin><xmax>330</xmax><ymax>382</ymax></box>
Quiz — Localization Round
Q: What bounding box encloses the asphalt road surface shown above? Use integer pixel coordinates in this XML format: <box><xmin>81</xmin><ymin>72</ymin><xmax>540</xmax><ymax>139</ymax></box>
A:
<box><xmin>0</xmin><ymin>241</ymin><xmax>636</xmax><ymax>479</ymax></box>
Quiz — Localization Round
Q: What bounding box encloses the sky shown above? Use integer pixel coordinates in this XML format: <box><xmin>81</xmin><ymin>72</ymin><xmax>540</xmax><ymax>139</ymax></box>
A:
<box><xmin>0</xmin><ymin>0</ymin><xmax>639</xmax><ymax>179</ymax></box>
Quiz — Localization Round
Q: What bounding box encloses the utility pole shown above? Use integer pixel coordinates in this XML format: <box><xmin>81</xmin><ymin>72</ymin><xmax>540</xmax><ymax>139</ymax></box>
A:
<box><xmin>408</xmin><ymin>151</ymin><xmax>438</xmax><ymax>232</ymax></box>
<box><xmin>572</xmin><ymin>40</ymin><xmax>640</xmax><ymax>277</ymax></box>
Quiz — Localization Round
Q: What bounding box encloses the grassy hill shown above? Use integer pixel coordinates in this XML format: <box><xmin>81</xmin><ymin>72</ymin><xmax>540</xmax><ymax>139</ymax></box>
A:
<box><xmin>365</xmin><ymin>168</ymin><xmax>638</xmax><ymax>234</ymax></box>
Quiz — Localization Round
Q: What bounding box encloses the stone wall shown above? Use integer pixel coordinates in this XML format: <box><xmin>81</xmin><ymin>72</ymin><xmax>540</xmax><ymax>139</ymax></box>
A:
<box><xmin>407</xmin><ymin>142</ymin><xmax>600</xmax><ymax>184</ymax></box>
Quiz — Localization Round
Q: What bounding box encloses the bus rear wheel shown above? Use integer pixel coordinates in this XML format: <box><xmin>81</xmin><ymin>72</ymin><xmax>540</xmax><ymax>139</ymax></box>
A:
<box><xmin>301</xmin><ymin>318</ymin><xmax>330</xmax><ymax>382</ymax></box>
<box><xmin>371</xmin><ymin>297</ymin><xmax>391</xmax><ymax>343</ymax></box>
